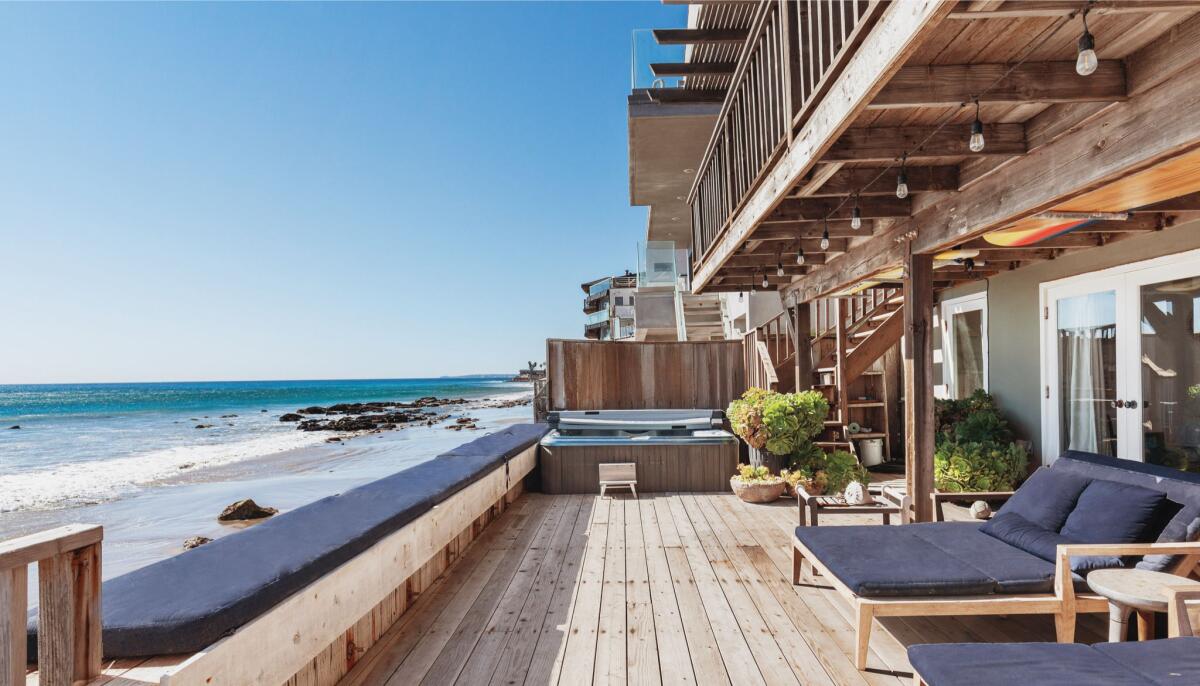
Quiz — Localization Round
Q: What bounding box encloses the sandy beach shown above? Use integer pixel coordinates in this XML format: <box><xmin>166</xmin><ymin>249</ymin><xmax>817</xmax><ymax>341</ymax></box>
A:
<box><xmin>1</xmin><ymin>395</ymin><xmax>534</xmax><ymax>596</ymax></box>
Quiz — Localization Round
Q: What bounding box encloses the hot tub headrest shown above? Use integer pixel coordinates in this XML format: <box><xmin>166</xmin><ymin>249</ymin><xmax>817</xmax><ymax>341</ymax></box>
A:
<box><xmin>28</xmin><ymin>422</ymin><xmax>549</xmax><ymax>659</ymax></box>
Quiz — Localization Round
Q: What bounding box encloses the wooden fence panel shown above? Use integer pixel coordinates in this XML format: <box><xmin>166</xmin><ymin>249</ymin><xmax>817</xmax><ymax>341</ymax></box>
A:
<box><xmin>545</xmin><ymin>339</ymin><xmax>747</xmax><ymax>411</ymax></box>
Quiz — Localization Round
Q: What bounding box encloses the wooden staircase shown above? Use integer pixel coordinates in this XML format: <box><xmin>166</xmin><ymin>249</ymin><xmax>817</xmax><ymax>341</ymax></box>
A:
<box><xmin>745</xmin><ymin>289</ymin><xmax>904</xmax><ymax>458</ymax></box>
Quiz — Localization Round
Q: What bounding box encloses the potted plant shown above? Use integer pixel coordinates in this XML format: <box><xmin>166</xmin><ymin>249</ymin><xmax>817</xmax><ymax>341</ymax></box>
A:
<box><xmin>728</xmin><ymin>388</ymin><xmax>829</xmax><ymax>471</ymax></box>
<box><xmin>730</xmin><ymin>464</ymin><xmax>786</xmax><ymax>503</ymax></box>
<box><xmin>933</xmin><ymin>390</ymin><xmax>1029</xmax><ymax>493</ymax></box>
<box><xmin>781</xmin><ymin>467</ymin><xmax>827</xmax><ymax>498</ymax></box>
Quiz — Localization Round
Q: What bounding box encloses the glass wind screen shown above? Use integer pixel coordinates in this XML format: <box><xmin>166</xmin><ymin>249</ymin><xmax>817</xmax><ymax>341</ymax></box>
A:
<box><xmin>951</xmin><ymin>309</ymin><xmax>985</xmax><ymax>399</ymax></box>
<box><xmin>1058</xmin><ymin>291</ymin><xmax>1118</xmax><ymax>456</ymax></box>
<box><xmin>1139</xmin><ymin>276</ymin><xmax>1200</xmax><ymax>472</ymax></box>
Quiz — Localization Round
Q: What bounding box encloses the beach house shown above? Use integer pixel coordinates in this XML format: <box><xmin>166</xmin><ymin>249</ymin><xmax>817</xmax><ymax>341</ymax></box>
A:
<box><xmin>581</xmin><ymin>272</ymin><xmax>637</xmax><ymax>341</ymax></box>
<box><xmin>9</xmin><ymin>2</ymin><xmax>1200</xmax><ymax>685</ymax></box>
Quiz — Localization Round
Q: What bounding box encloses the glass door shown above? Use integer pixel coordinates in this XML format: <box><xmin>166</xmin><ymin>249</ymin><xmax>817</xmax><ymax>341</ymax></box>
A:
<box><xmin>1045</xmin><ymin>287</ymin><xmax>1123</xmax><ymax>457</ymax></box>
<box><xmin>941</xmin><ymin>293</ymin><xmax>988</xmax><ymax>399</ymax></box>
<box><xmin>1127</xmin><ymin>264</ymin><xmax>1200</xmax><ymax>473</ymax></box>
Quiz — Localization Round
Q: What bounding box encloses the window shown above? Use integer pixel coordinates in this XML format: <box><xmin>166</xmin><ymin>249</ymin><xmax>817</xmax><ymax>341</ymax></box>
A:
<box><xmin>614</xmin><ymin>296</ymin><xmax>624</xmax><ymax>306</ymax></box>
<box><xmin>941</xmin><ymin>292</ymin><xmax>988</xmax><ymax>399</ymax></box>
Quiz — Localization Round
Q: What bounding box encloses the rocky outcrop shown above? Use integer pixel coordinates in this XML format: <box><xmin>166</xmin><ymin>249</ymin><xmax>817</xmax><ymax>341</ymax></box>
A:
<box><xmin>217</xmin><ymin>499</ymin><xmax>278</xmax><ymax>522</ymax></box>
<box><xmin>183</xmin><ymin>536</ymin><xmax>212</xmax><ymax>550</ymax></box>
<box><xmin>279</xmin><ymin>413</ymin><xmax>303</xmax><ymax>422</ymax></box>
<box><xmin>195</xmin><ymin>424</ymin><xmax>214</xmax><ymax>429</ymax></box>
<box><xmin>7</xmin><ymin>425</ymin><xmax>18</xmax><ymax>430</ymax></box>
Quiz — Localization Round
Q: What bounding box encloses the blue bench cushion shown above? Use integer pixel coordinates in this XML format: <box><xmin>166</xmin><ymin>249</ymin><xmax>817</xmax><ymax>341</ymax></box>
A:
<box><xmin>909</xmin><ymin>638</ymin><xmax>1200</xmax><ymax>686</ymax></box>
<box><xmin>794</xmin><ymin>522</ymin><xmax>1057</xmax><ymax>597</ymax></box>
<box><xmin>981</xmin><ymin>512</ymin><xmax>1124</xmax><ymax>575</ymax></box>
<box><xmin>29</xmin><ymin>423</ymin><xmax>548</xmax><ymax>659</ymax></box>
<box><xmin>908</xmin><ymin>642</ymin><xmax>1150</xmax><ymax>686</ymax></box>
<box><xmin>994</xmin><ymin>467</ymin><xmax>1091</xmax><ymax>531</ymax></box>
<box><xmin>1060</xmin><ymin>479</ymin><xmax>1168</xmax><ymax>545</ymax></box>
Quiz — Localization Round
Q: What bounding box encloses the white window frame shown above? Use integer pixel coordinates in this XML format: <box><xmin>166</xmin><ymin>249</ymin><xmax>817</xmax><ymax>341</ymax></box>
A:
<box><xmin>940</xmin><ymin>291</ymin><xmax>989</xmax><ymax>400</ymax></box>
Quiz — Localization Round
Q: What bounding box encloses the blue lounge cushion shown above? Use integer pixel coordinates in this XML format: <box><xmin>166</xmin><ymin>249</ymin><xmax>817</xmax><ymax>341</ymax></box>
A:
<box><xmin>994</xmin><ymin>467</ymin><xmax>1091</xmax><ymax>531</ymax></box>
<box><xmin>907</xmin><ymin>521</ymin><xmax>1059</xmax><ymax>594</ymax></box>
<box><xmin>1094</xmin><ymin>637</ymin><xmax>1200</xmax><ymax>686</ymax></box>
<box><xmin>1139</xmin><ymin>504</ymin><xmax>1200</xmax><ymax>572</ymax></box>
<box><xmin>1060</xmin><ymin>479</ymin><xmax>1168</xmax><ymax>545</ymax></box>
<box><xmin>981</xmin><ymin>511</ymin><xmax>1123</xmax><ymax>575</ymax></box>
<box><xmin>28</xmin><ymin>423</ymin><xmax>549</xmax><ymax>659</ymax></box>
<box><xmin>908</xmin><ymin>642</ymin><xmax>1160</xmax><ymax>686</ymax></box>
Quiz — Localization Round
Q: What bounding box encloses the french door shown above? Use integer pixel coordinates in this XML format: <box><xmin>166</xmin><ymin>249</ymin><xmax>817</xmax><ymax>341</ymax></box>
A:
<box><xmin>1042</xmin><ymin>250</ymin><xmax>1200</xmax><ymax>470</ymax></box>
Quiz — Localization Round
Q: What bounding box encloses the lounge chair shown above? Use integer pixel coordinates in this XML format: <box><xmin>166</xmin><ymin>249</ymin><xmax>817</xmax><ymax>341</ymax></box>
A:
<box><xmin>791</xmin><ymin>450</ymin><xmax>1200</xmax><ymax>670</ymax></box>
<box><xmin>909</xmin><ymin>586</ymin><xmax>1200</xmax><ymax>685</ymax></box>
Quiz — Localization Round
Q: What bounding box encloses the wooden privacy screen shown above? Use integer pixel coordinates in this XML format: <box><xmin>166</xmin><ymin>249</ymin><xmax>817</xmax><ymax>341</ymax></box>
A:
<box><xmin>546</xmin><ymin>339</ymin><xmax>746</xmax><ymax>410</ymax></box>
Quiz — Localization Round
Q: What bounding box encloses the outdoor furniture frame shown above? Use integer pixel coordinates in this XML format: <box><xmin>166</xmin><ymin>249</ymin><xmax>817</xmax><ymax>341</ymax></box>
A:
<box><xmin>797</xmin><ymin>483</ymin><xmax>911</xmax><ymax>526</ymax></box>
<box><xmin>792</xmin><ymin>538</ymin><xmax>1200</xmax><ymax>670</ymax></box>
<box><xmin>910</xmin><ymin>585</ymin><xmax>1200</xmax><ymax>686</ymax></box>
<box><xmin>930</xmin><ymin>490</ymin><xmax>1015</xmax><ymax>522</ymax></box>
<box><xmin>598</xmin><ymin>462</ymin><xmax>638</xmax><ymax>498</ymax></box>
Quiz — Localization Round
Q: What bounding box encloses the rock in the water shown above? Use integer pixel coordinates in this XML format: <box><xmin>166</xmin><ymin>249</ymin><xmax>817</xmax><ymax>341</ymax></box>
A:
<box><xmin>217</xmin><ymin>499</ymin><xmax>278</xmax><ymax>522</ymax></box>
<box><xmin>8</xmin><ymin>425</ymin><xmax>19</xmax><ymax>430</ymax></box>
<box><xmin>195</xmin><ymin>424</ymin><xmax>213</xmax><ymax>429</ymax></box>
<box><xmin>279</xmin><ymin>413</ymin><xmax>303</xmax><ymax>422</ymax></box>
<box><xmin>183</xmin><ymin>536</ymin><xmax>212</xmax><ymax>550</ymax></box>
<box><xmin>178</xmin><ymin>462</ymin><xmax>195</xmax><ymax>470</ymax></box>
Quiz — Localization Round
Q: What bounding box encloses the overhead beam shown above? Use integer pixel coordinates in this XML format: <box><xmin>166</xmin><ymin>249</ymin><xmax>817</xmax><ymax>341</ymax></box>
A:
<box><xmin>752</xmin><ymin>223</ymin><xmax>878</xmax><ymax>239</ymax></box>
<box><xmin>650</xmin><ymin>62</ymin><xmax>737</xmax><ymax>77</ymax></box>
<box><xmin>871</xmin><ymin>62</ymin><xmax>1126</xmax><ymax>109</ymax></box>
<box><xmin>802</xmin><ymin>165</ymin><xmax>959</xmax><ymax>196</ymax></box>
<box><xmin>644</xmin><ymin>88</ymin><xmax>727</xmax><ymax>104</ymax></box>
<box><xmin>1132</xmin><ymin>191</ymin><xmax>1200</xmax><ymax>212</ymax></box>
<box><xmin>824</xmin><ymin>124</ymin><xmax>1026</xmax><ymax>162</ymax></box>
<box><xmin>653</xmin><ymin>28</ymin><xmax>751</xmax><ymax>45</ymax></box>
<box><xmin>947</xmin><ymin>1</ymin><xmax>1200</xmax><ymax>19</ymax></box>
<box><xmin>785</xmin><ymin>32</ymin><xmax>1200</xmax><ymax>303</ymax></box>
<box><xmin>743</xmin><ymin>237</ymin><xmax>851</xmax><ymax>254</ymax></box>
<box><xmin>726</xmin><ymin>252</ymin><xmax>828</xmax><ymax>267</ymax></box>
<box><xmin>690</xmin><ymin>0</ymin><xmax>954</xmax><ymax>293</ymax></box>
<box><xmin>768</xmin><ymin>196</ymin><xmax>911</xmax><ymax>222</ymax></box>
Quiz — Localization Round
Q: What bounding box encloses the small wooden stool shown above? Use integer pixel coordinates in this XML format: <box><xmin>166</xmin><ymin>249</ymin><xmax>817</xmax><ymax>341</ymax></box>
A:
<box><xmin>598</xmin><ymin>462</ymin><xmax>637</xmax><ymax>498</ymax></box>
<box><xmin>1087</xmin><ymin>568</ymin><xmax>1200</xmax><ymax>641</ymax></box>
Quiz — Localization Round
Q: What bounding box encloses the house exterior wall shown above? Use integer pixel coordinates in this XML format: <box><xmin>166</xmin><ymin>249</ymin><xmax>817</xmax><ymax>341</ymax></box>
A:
<box><xmin>939</xmin><ymin>219</ymin><xmax>1200</xmax><ymax>463</ymax></box>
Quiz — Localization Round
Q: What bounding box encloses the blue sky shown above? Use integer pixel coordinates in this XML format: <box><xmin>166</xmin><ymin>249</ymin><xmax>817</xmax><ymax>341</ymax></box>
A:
<box><xmin>0</xmin><ymin>1</ymin><xmax>686</xmax><ymax>384</ymax></box>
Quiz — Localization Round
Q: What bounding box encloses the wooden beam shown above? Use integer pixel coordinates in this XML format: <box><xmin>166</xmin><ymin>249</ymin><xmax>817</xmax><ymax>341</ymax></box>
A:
<box><xmin>785</xmin><ymin>32</ymin><xmax>1200</xmax><ymax>303</ymax></box>
<box><xmin>1133</xmin><ymin>191</ymin><xmax>1200</xmax><ymax>212</ymax></box>
<box><xmin>948</xmin><ymin>1</ymin><xmax>1200</xmax><ymax>19</ymax></box>
<box><xmin>650</xmin><ymin>62</ymin><xmax>737</xmax><ymax>77</ymax></box>
<box><xmin>804</xmin><ymin>165</ymin><xmax>959</xmax><ymax>196</ymax></box>
<box><xmin>743</xmin><ymin>237</ymin><xmax>851</xmax><ymax>254</ymax></box>
<box><xmin>871</xmin><ymin>62</ymin><xmax>1126</xmax><ymax>109</ymax></box>
<box><xmin>794</xmin><ymin>302</ymin><xmax>813</xmax><ymax>391</ymax></box>
<box><xmin>1126</xmin><ymin>11</ymin><xmax>1200</xmax><ymax>96</ymax></box>
<box><xmin>904</xmin><ymin>250</ymin><xmax>934</xmax><ymax>523</ymax></box>
<box><xmin>691</xmin><ymin>0</ymin><xmax>955</xmax><ymax>292</ymax></box>
<box><xmin>726</xmin><ymin>252</ymin><xmax>828</xmax><ymax>266</ymax></box>
<box><xmin>752</xmin><ymin>223</ymin><xmax>877</xmax><ymax>239</ymax></box>
<box><xmin>769</xmin><ymin>196</ymin><xmax>911</xmax><ymax>222</ymax></box>
<box><xmin>824</xmin><ymin>124</ymin><xmax>1026</xmax><ymax>162</ymax></box>
<box><xmin>652</xmin><ymin>28</ymin><xmax>750</xmax><ymax>45</ymax></box>
<box><xmin>644</xmin><ymin>88</ymin><xmax>726</xmax><ymax>104</ymax></box>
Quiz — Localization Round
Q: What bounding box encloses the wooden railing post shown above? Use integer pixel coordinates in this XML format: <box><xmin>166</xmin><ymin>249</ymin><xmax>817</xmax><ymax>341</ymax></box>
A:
<box><xmin>903</xmin><ymin>249</ymin><xmax>935</xmax><ymax>523</ymax></box>
<box><xmin>0</xmin><ymin>524</ymin><xmax>103</xmax><ymax>686</ymax></box>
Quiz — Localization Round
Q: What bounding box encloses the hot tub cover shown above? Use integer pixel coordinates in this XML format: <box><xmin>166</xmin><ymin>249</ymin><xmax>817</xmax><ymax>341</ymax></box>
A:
<box><xmin>28</xmin><ymin>422</ymin><xmax>547</xmax><ymax>659</ymax></box>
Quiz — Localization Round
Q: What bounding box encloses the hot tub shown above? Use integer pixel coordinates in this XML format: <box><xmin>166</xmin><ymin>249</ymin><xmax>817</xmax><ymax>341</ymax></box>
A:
<box><xmin>539</xmin><ymin>410</ymin><xmax>739</xmax><ymax>494</ymax></box>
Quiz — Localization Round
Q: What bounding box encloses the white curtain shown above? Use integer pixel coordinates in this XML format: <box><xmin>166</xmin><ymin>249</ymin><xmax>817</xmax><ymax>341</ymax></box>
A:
<box><xmin>1062</xmin><ymin>325</ymin><xmax>1113</xmax><ymax>454</ymax></box>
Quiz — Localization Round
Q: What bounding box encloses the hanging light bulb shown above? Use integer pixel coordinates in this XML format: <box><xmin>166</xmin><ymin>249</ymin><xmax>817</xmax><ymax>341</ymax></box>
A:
<box><xmin>963</xmin><ymin>257</ymin><xmax>976</xmax><ymax>273</ymax></box>
<box><xmin>969</xmin><ymin>99</ymin><xmax>985</xmax><ymax>153</ymax></box>
<box><xmin>739</xmin><ymin>291</ymin><xmax>744</xmax><ymax>302</ymax></box>
<box><xmin>850</xmin><ymin>194</ymin><xmax>863</xmax><ymax>230</ymax></box>
<box><xmin>795</xmin><ymin>247</ymin><xmax>805</xmax><ymax>265</ymax></box>
<box><xmin>820</xmin><ymin>218</ymin><xmax>831</xmax><ymax>251</ymax></box>
<box><xmin>896</xmin><ymin>153</ymin><xmax>909</xmax><ymax>199</ymax></box>
<box><xmin>1076</xmin><ymin>10</ymin><xmax>1098</xmax><ymax>76</ymax></box>
<box><xmin>761</xmin><ymin>272</ymin><xmax>770</xmax><ymax>289</ymax></box>
<box><xmin>776</xmin><ymin>261</ymin><xmax>785</xmax><ymax>278</ymax></box>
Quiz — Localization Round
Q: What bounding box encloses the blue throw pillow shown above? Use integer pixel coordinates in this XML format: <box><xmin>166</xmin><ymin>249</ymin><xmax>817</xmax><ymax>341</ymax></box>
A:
<box><xmin>994</xmin><ymin>468</ymin><xmax>1091</xmax><ymax>531</ymax></box>
<box><xmin>981</xmin><ymin>512</ymin><xmax>1123</xmax><ymax>574</ymax></box>
<box><xmin>1060</xmin><ymin>479</ymin><xmax>1168</xmax><ymax>544</ymax></box>
<box><xmin>1138</xmin><ymin>504</ymin><xmax>1200</xmax><ymax>572</ymax></box>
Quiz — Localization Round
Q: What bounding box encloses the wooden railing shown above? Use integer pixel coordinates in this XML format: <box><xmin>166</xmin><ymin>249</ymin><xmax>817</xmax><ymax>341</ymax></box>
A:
<box><xmin>1</xmin><ymin>524</ymin><xmax>102</xmax><ymax>686</ymax></box>
<box><xmin>689</xmin><ymin>0</ymin><xmax>879</xmax><ymax>267</ymax></box>
<box><xmin>812</xmin><ymin>287</ymin><xmax>899</xmax><ymax>340</ymax></box>
<box><xmin>745</xmin><ymin>330</ymin><xmax>779</xmax><ymax>391</ymax></box>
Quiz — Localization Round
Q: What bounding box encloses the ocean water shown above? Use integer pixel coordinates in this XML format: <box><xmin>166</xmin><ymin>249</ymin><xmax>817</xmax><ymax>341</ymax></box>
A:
<box><xmin>0</xmin><ymin>377</ymin><xmax>529</xmax><ymax>513</ymax></box>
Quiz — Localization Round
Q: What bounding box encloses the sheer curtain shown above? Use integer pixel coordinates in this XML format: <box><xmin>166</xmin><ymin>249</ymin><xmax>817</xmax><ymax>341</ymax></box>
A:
<box><xmin>1061</xmin><ymin>324</ymin><xmax>1114</xmax><ymax>454</ymax></box>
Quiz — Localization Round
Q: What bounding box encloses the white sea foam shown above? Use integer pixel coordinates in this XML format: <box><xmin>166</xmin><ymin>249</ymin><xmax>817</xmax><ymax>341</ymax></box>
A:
<box><xmin>0</xmin><ymin>430</ymin><xmax>328</xmax><ymax>513</ymax></box>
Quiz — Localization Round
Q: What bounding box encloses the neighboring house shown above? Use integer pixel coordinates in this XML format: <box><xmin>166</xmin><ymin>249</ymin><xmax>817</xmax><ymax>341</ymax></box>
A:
<box><xmin>581</xmin><ymin>272</ymin><xmax>637</xmax><ymax>341</ymax></box>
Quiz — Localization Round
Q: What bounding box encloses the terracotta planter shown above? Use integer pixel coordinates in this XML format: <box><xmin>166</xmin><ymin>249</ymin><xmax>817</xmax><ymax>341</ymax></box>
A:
<box><xmin>730</xmin><ymin>477</ymin><xmax>785</xmax><ymax>503</ymax></box>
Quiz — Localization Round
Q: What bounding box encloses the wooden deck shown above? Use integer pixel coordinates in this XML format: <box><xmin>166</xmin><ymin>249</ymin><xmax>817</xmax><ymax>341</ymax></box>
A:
<box><xmin>338</xmin><ymin>492</ymin><xmax>1106</xmax><ymax>686</ymax></box>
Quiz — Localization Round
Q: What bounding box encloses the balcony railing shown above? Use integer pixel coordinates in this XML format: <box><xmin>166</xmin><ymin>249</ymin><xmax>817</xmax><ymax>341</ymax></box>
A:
<box><xmin>688</xmin><ymin>0</ymin><xmax>880</xmax><ymax>267</ymax></box>
<box><xmin>585</xmin><ymin>308</ymin><xmax>611</xmax><ymax>327</ymax></box>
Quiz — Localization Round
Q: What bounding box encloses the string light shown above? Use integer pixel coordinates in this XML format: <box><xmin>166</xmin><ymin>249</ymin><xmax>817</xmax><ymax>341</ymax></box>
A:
<box><xmin>895</xmin><ymin>152</ymin><xmax>909</xmax><ymax>199</ymax></box>
<box><xmin>776</xmin><ymin>258</ymin><xmax>785</xmax><ymax>278</ymax></box>
<box><xmin>1076</xmin><ymin>9</ymin><xmax>1097</xmax><ymax>76</ymax></box>
<box><xmin>795</xmin><ymin>246</ymin><xmax>805</xmax><ymax>265</ymax></box>
<box><xmin>969</xmin><ymin>98</ymin><xmax>985</xmax><ymax>153</ymax></box>
<box><xmin>850</xmin><ymin>193</ymin><xmax>862</xmax><ymax>230</ymax></box>
<box><xmin>820</xmin><ymin>218</ymin><xmax>831</xmax><ymax>250</ymax></box>
<box><xmin>761</xmin><ymin>271</ymin><xmax>769</xmax><ymax>289</ymax></box>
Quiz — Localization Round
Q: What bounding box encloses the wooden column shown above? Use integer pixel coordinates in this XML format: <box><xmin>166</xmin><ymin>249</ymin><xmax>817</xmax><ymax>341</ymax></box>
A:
<box><xmin>793</xmin><ymin>301</ymin><xmax>812</xmax><ymax>390</ymax></box>
<box><xmin>1</xmin><ymin>566</ymin><xmax>27</xmax><ymax>686</ymax></box>
<box><xmin>834</xmin><ymin>298</ymin><xmax>849</xmax><ymax>425</ymax></box>
<box><xmin>903</xmin><ymin>248</ymin><xmax>935</xmax><ymax>522</ymax></box>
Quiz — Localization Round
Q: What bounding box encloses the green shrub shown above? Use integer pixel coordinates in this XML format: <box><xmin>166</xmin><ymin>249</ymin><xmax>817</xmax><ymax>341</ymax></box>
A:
<box><xmin>934</xmin><ymin>440</ymin><xmax>1026</xmax><ymax>493</ymax></box>
<box><xmin>936</xmin><ymin>389</ymin><xmax>1002</xmax><ymax>443</ymax></box>
<box><xmin>728</xmin><ymin>388</ymin><xmax>828</xmax><ymax>456</ymax></box>
<box><xmin>822</xmin><ymin>450</ymin><xmax>869</xmax><ymax>494</ymax></box>
<box><xmin>734</xmin><ymin>464</ymin><xmax>782</xmax><ymax>483</ymax></box>
<box><xmin>953</xmin><ymin>409</ymin><xmax>1012</xmax><ymax>444</ymax></box>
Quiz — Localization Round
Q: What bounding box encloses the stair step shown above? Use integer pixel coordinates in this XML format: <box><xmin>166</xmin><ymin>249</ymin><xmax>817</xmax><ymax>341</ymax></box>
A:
<box><xmin>847</xmin><ymin>432</ymin><xmax>886</xmax><ymax>439</ymax></box>
<box><xmin>814</xmin><ymin>441</ymin><xmax>852</xmax><ymax>448</ymax></box>
<box><xmin>847</xmin><ymin>400</ymin><xmax>884</xmax><ymax>408</ymax></box>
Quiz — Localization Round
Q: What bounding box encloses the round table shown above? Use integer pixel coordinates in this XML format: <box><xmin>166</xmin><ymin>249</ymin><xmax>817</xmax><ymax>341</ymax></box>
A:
<box><xmin>1086</xmin><ymin>568</ymin><xmax>1200</xmax><ymax>642</ymax></box>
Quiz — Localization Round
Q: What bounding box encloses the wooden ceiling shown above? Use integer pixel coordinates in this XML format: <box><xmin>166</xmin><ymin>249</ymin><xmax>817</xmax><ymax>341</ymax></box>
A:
<box><xmin>696</xmin><ymin>0</ymin><xmax>1200</xmax><ymax>292</ymax></box>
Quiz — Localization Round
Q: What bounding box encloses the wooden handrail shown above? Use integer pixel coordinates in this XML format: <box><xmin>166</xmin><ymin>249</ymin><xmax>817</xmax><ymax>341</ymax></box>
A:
<box><xmin>1</xmin><ymin>524</ymin><xmax>103</xmax><ymax>686</ymax></box>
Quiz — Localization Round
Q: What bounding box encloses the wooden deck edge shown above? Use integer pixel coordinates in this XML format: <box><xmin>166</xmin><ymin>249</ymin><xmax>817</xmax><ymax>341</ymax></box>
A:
<box><xmin>154</xmin><ymin>445</ymin><xmax>538</xmax><ymax>686</ymax></box>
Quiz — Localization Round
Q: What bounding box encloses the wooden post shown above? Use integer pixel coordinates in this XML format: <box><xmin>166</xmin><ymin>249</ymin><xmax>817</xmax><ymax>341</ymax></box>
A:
<box><xmin>1</xmin><ymin>566</ymin><xmax>27</xmax><ymax>686</ymax></box>
<box><xmin>794</xmin><ymin>301</ymin><xmax>812</xmax><ymax>390</ymax></box>
<box><xmin>834</xmin><ymin>298</ymin><xmax>849</xmax><ymax>425</ymax></box>
<box><xmin>903</xmin><ymin>248</ymin><xmax>935</xmax><ymax>522</ymax></box>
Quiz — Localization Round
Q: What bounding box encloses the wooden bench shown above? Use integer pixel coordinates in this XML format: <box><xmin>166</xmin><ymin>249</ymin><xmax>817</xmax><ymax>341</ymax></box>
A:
<box><xmin>598</xmin><ymin>462</ymin><xmax>637</xmax><ymax>498</ymax></box>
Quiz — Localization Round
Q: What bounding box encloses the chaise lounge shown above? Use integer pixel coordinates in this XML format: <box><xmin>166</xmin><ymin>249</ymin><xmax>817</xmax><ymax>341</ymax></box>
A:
<box><xmin>909</xmin><ymin>586</ymin><xmax>1200</xmax><ymax>685</ymax></box>
<box><xmin>791</xmin><ymin>450</ymin><xmax>1200</xmax><ymax>670</ymax></box>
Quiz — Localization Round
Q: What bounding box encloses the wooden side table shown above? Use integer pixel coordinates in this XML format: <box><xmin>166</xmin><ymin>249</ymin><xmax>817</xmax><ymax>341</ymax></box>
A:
<box><xmin>1086</xmin><ymin>568</ymin><xmax>1200</xmax><ymax>641</ymax></box>
<box><xmin>796</xmin><ymin>484</ymin><xmax>910</xmax><ymax>526</ymax></box>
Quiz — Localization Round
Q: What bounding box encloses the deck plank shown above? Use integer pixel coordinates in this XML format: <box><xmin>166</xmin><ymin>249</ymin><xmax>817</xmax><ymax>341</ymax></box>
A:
<box><xmin>591</xmin><ymin>493</ymin><xmax>627</xmax><ymax>685</ymax></box>
<box><xmin>638</xmin><ymin>496</ymin><xmax>698</xmax><ymax>685</ymax></box>
<box><xmin>624</xmin><ymin>498</ymin><xmax>661</xmax><ymax>686</ymax></box>
<box><xmin>554</xmin><ymin>496</ymin><xmax>610</xmax><ymax>683</ymax></box>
